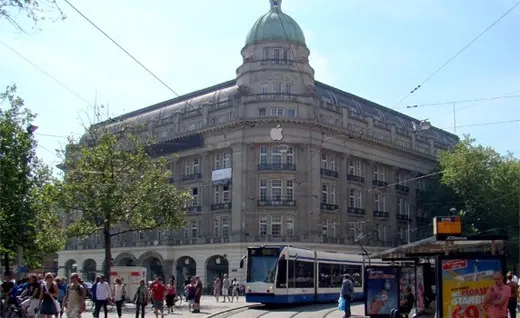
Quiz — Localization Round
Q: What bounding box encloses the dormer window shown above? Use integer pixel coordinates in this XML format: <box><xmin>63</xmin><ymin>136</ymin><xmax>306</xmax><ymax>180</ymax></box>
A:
<box><xmin>274</xmin><ymin>48</ymin><xmax>280</xmax><ymax>63</ymax></box>
<box><xmin>283</xmin><ymin>49</ymin><xmax>289</xmax><ymax>61</ymax></box>
<box><xmin>263</xmin><ymin>48</ymin><xmax>269</xmax><ymax>60</ymax></box>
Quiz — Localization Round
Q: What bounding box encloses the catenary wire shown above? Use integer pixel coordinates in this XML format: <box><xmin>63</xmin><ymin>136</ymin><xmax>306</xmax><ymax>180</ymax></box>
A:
<box><xmin>439</xmin><ymin>119</ymin><xmax>520</xmax><ymax>130</ymax></box>
<box><xmin>393</xmin><ymin>1</ymin><xmax>520</xmax><ymax>106</ymax></box>
<box><xmin>393</xmin><ymin>93</ymin><xmax>520</xmax><ymax>109</ymax></box>
<box><xmin>0</xmin><ymin>40</ymin><xmax>95</xmax><ymax>107</ymax></box>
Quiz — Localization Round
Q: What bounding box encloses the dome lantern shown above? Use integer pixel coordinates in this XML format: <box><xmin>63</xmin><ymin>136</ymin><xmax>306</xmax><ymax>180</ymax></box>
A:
<box><xmin>244</xmin><ymin>0</ymin><xmax>306</xmax><ymax>47</ymax></box>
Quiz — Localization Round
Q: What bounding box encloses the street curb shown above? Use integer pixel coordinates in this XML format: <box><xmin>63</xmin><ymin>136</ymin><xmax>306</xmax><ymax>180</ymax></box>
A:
<box><xmin>205</xmin><ymin>304</ymin><xmax>263</xmax><ymax>318</ymax></box>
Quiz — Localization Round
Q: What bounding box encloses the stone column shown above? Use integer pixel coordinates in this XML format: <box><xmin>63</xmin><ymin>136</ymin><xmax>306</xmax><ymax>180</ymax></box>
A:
<box><xmin>201</xmin><ymin>152</ymin><xmax>212</xmax><ymax>237</ymax></box>
<box><xmin>231</xmin><ymin>143</ymin><xmax>246</xmax><ymax>241</ymax></box>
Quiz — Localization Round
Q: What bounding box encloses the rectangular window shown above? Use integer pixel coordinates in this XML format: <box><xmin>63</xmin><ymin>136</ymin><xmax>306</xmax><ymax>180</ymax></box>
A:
<box><xmin>286</xmin><ymin>180</ymin><xmax>294</xmax><ymax>201</ymax></box>
<box><xmin>260</xmin><ymin>180</ymin><xmax>267</xmax><ymax>200</ymax></box>
<box><xmin>223</xmin><ymin>153</ymin><xmax>231</xmax><ymax>168</ymax></box>
<box><xmin>263</xmin><ymin>48</ymin><xmax>270</xmax><ymax>60</ymax></box>
<box><xmin>286</xmin><ymin>215</ymin><xmax>294</xmax><ymax>236</ymax></box>
<box><xmin>190</xmin><ymin>220</ymin><xmax>198</xmax><ymax>238</ymax></box>
<box><xmin>260</xmin><ymin>146</ymin><xmax>268</xmax><ymax>164</ymax></box>
<box><xmin>318</xmin><ymin>264</ymin><xmax>362</xmax><ymax>288</ymax></box>
<box><xmin>330</xmin><ymin>221</ymin><xmax>336</xmax><ymax>238</ymax></box>
<box><xmin>258</xmin><ymin>108</ymin><xmax>267</xmax><ymax>116</ymax></box>
<box><xmin>349</xmin><ymin>189</ymin><xmax>362</xmax><ymax>208</ymax></box>
<box><xmin>285</xmin><ymin>84</ymin><xmax>292</xmax><ymax>94</ymax></box>
<box><xmin>271</xmin><ymin>108</ymin><xmax>284</xmax><ymax>116</ymax></box>
<box><xmin>214</xmin><ymin>219</ymin><xmax>220</xmax><ymax>237</ymax></box>
<box><xmin>221</xmin><ymin>217</ymin><xmax>229</xmax><ymax>237</ymax></box>
<box><xmin>377</xmin><ymin>224</ymin><xmax>387</xmax><ymax>242</ymax></box>
<box><xmin>185</xmin><ymin>160</ymin><xmax>192</xmax><ymax>175</ymax></box>
<box><xmin>396</xmin><ymin>171</ymin><xmax>406</xmax><ymax>185</ymax></box>
<box><xmin>273</xmin><ymin>83</ymin><xmax>282</xmax><ymax>94</ymax></box>
<box><xmin>286</xmin><ymin>146</ymin><xmax>294</xmax><ymax>165</ymax></box>
<box><xmin>283</xmin><ymin>49</ymin><xmax>289</xmax><ymax>61</ymax></box>
<box><xmin>271</xmin><ymin>180</ymin><xmax>282</xmax><ymax>199</ymax></box>
<box><xmin>321</xmin><ymin>184</ymin><xmax>328</xmax><ymax>203</ymax></box>
<box><xmin>259</xmin><ymin>216</ymin><xmax>267</xmax><ymax>235</ymax></box>
<box><xmin>374</xmin><ymin>193</ymin><xmax>386</xmax><ymax>211</ymax></box>
<box><xmin>214</xmin><ymin>154</ymin><xmax>221</xmax><ymax>170</ymax></box>
<box><xmin>271</xmin><ymin>215</ymin><xmax>282</xmax><ymax>236</ymax></box>
<box><xmin>331</xmin><ymin>185</ymin><xmax>336</xmax><ymax>204</ymax></box>
<box><xmin>214</xmin><ymin>185</ymin><xmax>230</xmax><ymax>203</ymax></box>
<box><xmin>322</xmin><ymin>219</ymin><xmax>328</xmax><ymax>236</ymax></box>
<box><xmin>349</xmin><ymin>160</ymin><xmax>362</xmax><ymax>176</ymax></box>
<box><xmin>273</xmin><ymin>48</ymin><xmax>280</xmax><ymax>61</ymax></box>
<box><xmin>288</xmin><ymin>109</ymin><xmax>296</xmax><ymax>117</ymax></box>
<box><xmin>330</xmin><ymin>156</ymin><xmax>336</xmax><ymax>171</ymax></box>
<box><xmin>373</xmin><ymin>165</ymin><xmax>385</xmax><ymax>181</ymax></box>
<box><xmin>271</xmin><ymin>147</ymin><xmax>282</xmax><ymax>165</ymax></box>
<box><xmin>321</xmin><ymin>154</ymin><xmax>328</xmax><ymax>169</ymax></box>
<box><xmin>193</xmin><ymin>157</ymin><xmax>200</xmax><ymax>173</ymax></box>
<box><xmin>288</xmin><ymin>260</ymin><xmax>315</xmax><ymax>288</ymax></box>
<box><xmin>261</xmin><ymin>83</ymin><xmax>269</xmax><ymax>94</ymax></box>
<box><xmin>191</xmin><ymin>187</ymin><xmax>199</xmax><ymax>206</ymax></box>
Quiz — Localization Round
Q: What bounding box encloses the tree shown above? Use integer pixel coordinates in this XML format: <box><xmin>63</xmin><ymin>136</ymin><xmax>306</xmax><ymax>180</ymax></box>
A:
<box><xmin>0</xmin><ymin>0</ymin><xmax>65</xmax><ymax>32</ymax></box>
<box><xmin>436</xmin><ymin>136</ymin><xmax>520</xmax><ymax>269</ymax></box>
<box><xmin>0</xmin><ymin>84</ymin><xmax>64</xmax><ymax>273</ymax></box>
<box><xmin>58</xmin><ymin>124</ymin><xmax>190</xmax><ymax>278</ymax></box>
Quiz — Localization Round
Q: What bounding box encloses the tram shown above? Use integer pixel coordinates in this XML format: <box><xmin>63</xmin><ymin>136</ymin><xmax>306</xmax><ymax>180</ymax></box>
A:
<box><xmin>240</xmin><ymin>245</ymin><xmax>385</xmax><ymax>304</ymax></box>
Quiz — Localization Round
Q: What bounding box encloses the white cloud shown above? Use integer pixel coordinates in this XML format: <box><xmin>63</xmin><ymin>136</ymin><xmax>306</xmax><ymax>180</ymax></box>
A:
<box><xmin>309</xmin><ymin>49</ymin><xmax>334</xmax><ymax>84</ymax></box>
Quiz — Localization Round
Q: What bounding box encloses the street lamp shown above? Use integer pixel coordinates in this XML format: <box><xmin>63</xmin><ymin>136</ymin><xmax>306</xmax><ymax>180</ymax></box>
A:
<box><xmin>412</xmin><ymin>120</ymin><xmax>431</xmax><ymax>133</ymax></box>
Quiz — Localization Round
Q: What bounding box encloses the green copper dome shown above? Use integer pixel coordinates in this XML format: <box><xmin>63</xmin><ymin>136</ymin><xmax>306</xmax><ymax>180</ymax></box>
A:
<box><xmin>245</xmin><ymin>0</ymin><xmax>306</xmax><ymax>46</ymax></box>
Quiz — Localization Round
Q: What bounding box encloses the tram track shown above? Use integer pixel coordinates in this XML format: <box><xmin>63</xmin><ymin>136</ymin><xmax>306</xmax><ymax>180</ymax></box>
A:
<box><xmin>208</xmin><ymin>303</ymin><xmax>344</xmax><ymax>318</ymax></box>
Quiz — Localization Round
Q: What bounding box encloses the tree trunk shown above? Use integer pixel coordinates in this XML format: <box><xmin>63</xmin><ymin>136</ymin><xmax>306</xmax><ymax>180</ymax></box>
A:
<box><xmin>3</xmin><ymin>252</ymin><xmax>10</xmax><ymax>277</ymax></box>
<box><xmin>103</xmin><ymin>227</ymin><xmax>112</xmax><ymax>279</ymax></box>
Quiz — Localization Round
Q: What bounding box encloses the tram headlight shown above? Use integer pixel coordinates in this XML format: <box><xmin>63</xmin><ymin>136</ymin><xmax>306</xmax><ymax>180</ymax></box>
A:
<box><xmin>246</xmin><ymin>285</ymin><xmax>250</xmax><ymax>290</ymax></box>
<box><xmin>269</xmin><ymin>285</ymin><xmax>273</xmax><ymax>290</ymax></box>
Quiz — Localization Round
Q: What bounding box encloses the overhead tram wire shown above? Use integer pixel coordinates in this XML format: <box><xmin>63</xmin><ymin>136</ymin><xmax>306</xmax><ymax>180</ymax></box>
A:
<box><xmin>0</xmin><ymin>40</ymin><xmax>95</xmax><ymax>107</ymax></box>
<box><xmin>439</xmin><ymin>119</ymin><xmax>520</xmax><ymax>130</ymax></box>
<box><xmin>394</xmin><ymin>93</ymin><xmax>520</xmax><ymax>110</ymax></box>
<box><xmin>393</xmin><ymin>1</ymin><xmax>520</xmax><ymax>107</ymax></box>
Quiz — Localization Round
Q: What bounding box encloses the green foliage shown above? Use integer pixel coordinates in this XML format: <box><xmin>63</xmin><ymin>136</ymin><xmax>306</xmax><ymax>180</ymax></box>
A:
<box><xmin>0</xmin><ymin>84</ymin><xmax>64</xmax><ymax>269</ymax></box>
<box><xmin>435</xmin><ymin>136</ymin><xmax>520</xmax><ymax>267</ymax></box>
<box><xmin>0</xmin><ymin>0</ymin><xmax>65</xmax><ymax>32</ymax></box>
<box><xmin>58</xmin><ymin>126</ymin><xmax>190</xmax><ymax>277</ymax></box>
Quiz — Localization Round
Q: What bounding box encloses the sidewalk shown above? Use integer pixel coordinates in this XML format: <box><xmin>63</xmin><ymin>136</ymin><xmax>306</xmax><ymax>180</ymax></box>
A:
<box><xmin>118</xmin><ymin>296</ymin><xmax>253</xmax><ymax>317</ymax></box>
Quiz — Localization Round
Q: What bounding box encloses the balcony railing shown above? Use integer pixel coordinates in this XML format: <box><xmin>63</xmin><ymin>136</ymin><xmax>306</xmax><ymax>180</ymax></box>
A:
<box><xmin>374</xmin><ymin>211</ymin><xmax>389</xmax><ymax>218</ymax></box>
<box><xmin>372</xmin><ymin>180</ymin><xmax>388</xmax><ymax>187</ymax></box>
<box><xmin>211</xmin><ymin>202</ymin><xmax>232</xmax><ymax>210</ymax></box>
<box><xmin>322</xmin><ymin>236</ymin><xmax>340</xmax><ymax>243</ymax></box>
<box><xmin>347</xmin><ymin>174</ymin><xmax>365</xmax><ymax>183</ymax></box>
<box><xmin>348</xmin><ymin>207</ymin><xmax>365</xmax><ymax>215</ymax></box>
<box><xmin>257</xmin><ymin>163</ymin><xmax>296</xmax><ymax>171</ymax></box>
<box><xmin>181</xmin><ymin>173</ymin><xmax>202</xmax><ymax>182</ymax></box>
<box><xmin>186</xmin><ymin>205</ymin><xmax>202</xmax><ymax>212</ymax></box>
<box><xmin>254</xmin><ymin>93</ymin><xmax>299</xmax><ymax>102</ymax></box>
<box><xmin>395</xmin><ymin>184</ymin><xmax>410</xmax><ymax>193</ymax></box>
<box><xmin>397</xmin><ymin>214</ymin><xmax>410</xmax><ymax>222</ymax></box>
<box><xmin>321</xmin><ymin>203</ymin><xmax>339</xmax><ymax>211</ymax></box>
<box><xmin>257</xmin><ymin>196</ymin><xmax>296</xmax><ymax>207</ymax></box>
<box><xmin>259</xmin><ymin>59</ymin><xmax>295</xmax><ymax>66</ymax></box>
<box><xmin>320</xmin><ymin>169</ymin><xmax>339</xmax><ymax>178</ymax></box>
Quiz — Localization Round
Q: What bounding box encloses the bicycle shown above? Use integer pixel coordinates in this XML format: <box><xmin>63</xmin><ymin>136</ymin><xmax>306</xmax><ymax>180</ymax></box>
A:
<box><xmin>173</xmin><ymin>293</ymin><xmax>184</xmax><ymax>308</ymax></box>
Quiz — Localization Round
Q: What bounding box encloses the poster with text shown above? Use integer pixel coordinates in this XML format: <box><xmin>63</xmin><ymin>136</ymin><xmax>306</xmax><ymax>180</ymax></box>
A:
<box><xmin>365</xmin><ymin>266</ymin><xmax>399</xmax><ymax>316</ymax></box>
<box><xmin>439</xmin><ymin>256</ymin><xmax>504</xmax><ymax>318</ymax></box>
<box><xmin>415</xmin><ymin>265</ymin><xmax>427</xmax><ymax>311</ymax></box>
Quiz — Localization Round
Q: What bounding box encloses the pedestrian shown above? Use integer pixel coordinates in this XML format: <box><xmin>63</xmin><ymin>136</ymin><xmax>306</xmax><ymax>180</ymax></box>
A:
<box><xmin>184</xmin><ymin>279</ymin><xmax>195</xmax><ymax>312</ymax></box>
<box><xmin>213</xmin><ymin>278</ymin><xmax>221</xmax><ymax>302</ymax></box>
<box><xmin>193</xmin><ymin>275</ymin><xmax>203</xmax><ymax>313</ymax></box>
<box><xmin>91</xmin><ymin>276</ymin><xmax>100</xmax><ymax>318</ymax></box>
<box><xmin>506</xmin><ymin>272</ymin><xmax>519</xmax><ymax>318</ymax></box>
<box><xmin>39</xmin><ymin>272</ymin><xmax>59</xmax><ymax>318</ymax></box>
<box><xmin>232</xmin><ymin>278</ymin><xmax>240</xmax><ymax>302</ymax></box>
<box><xmin>151</xmin><ymin>277</ymin><xmax>166</xmax><ymax>318</ymax></box>
<box><xmin>56</xmin><ymin>276</ymin><xmax>68</xmax><ymax>318</ymax></box>
<box><xmin>93</xmin><ymin>275</ymin><xmax>111</xmax><ymax>318</ymax></box>
<box><xmin>485</xmin><ymin>271</ymin><xmax>511</xmax><ymax>318</ymax></box>
<box><xmin>112</xmin><ymin>277</ymin><xmax>125</xmax><ymax>318</ymax></box>
<box><xmin>165</xmin><ymin>279</ymin><xmax>176</xmax><ymax>313</ymax></box>
<box><xmin>63</xmin><ymin>273</ymin><xmax>86</xmax><ymax>318</ymax></box>
<box><xmin>133</xmin><ymin>280</ymin><xmax>148</xmax><ymax>318</ymax></box>
<box><xmin>340</xmin><ymin>274</ymin><xmax>354</xmax><ymax>318</ymax></box>
<box><xmin>222</xmin><ymin>274</ymin><xmax>231</xmax><ymax>303</ymax></box>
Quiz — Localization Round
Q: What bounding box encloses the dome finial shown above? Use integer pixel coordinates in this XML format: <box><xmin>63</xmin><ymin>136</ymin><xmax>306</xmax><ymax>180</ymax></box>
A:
<box><xmin>269</xmin><ymin>0</ymin><xmax>282</xmax><ymax>10</ymax></box>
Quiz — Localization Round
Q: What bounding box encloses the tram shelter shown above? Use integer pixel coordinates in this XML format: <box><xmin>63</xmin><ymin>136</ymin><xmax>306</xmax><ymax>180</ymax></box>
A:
<box><xmin>364</xmin><ymin>217</ymin><xmax>508</xmax><ymax>318</ymax></box>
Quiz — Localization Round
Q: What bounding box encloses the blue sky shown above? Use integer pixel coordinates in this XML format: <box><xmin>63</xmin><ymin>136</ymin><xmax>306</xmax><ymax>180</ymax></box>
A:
<box><xmin>1</xmin><ymin>0</ymin><xmax>519</xmax><ymax>168</ymax></box>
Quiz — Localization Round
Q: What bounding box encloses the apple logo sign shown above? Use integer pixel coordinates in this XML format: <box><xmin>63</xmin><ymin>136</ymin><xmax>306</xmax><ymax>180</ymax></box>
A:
<box><xmin>270</xmin><ymin>125</ymin><xmax>284</xmax><ymax>141</ymax></box>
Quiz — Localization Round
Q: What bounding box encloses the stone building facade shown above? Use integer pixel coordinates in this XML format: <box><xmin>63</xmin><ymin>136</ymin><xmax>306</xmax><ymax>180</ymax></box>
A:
<box><xmin>58</xmin><ymin>0</ymin><xmax>458</xmax><ymax>289</ymax></box>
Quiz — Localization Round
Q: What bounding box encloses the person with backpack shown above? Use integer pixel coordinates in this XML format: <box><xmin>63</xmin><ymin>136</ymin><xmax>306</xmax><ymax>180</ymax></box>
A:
<box><xmin>56</xmin><ymin>277</ymin><xmax>68</xmax><ymax>318</ymax></box>
<box><xmin>63</xmin><ymin>273</ymin><xmax>86</xmax><ymax>318</ymax></box>
<box><xmin>340</xmin><ymin>274</ymin><xmax>354</xmax><ymax>318</ymax></box>
<box><xmin>133</xmin><ymin>280</ymin><xmax>148</xmax><ymax>318</ymax></box>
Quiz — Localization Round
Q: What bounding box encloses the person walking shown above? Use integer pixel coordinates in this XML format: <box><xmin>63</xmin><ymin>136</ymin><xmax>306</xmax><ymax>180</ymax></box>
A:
<box><xmin>63</xmin><ymin>273</ymin><xmax>86</xmax><ymax>318</ymax></box>
<box><xmin>39</xmin><ymin>273</ymin><xmax>59</xmax><ymax>318</ymax></box>
<box><xmin>151</xmin><ymin>277</ymin><xmax>166</xmax><ymax>318</ymax></box>
<box><xmin>133</xmin><ymin>280</ymin><xmax>148</xmax><ymax>318</ymax></box>
<box><xmin>232</xmin><ymin>278</ymin><xmax>240</xmax><ymax>302</ymax></box>
<box><xmin>94</xmin><ymin>276</ymin><xmax>111</xmax><ymax>318</ymax></box>
<box><xmin>222</xmin><ymin>275</ymin><xmax>232</xmax><ymax>303</ymax></box>
<box><xmin>193</xmin><ymin>276</ymin><xmax>203</xmax><ymax>313</ymax></box>
<box><xmin>506</xmin><ymin>272</ymin><xmax>519</xmax><ymax>318</ymax></box>
<box><xmin>112</xmin><ymin>278</ymin><xmax>125</xmax><ymax>318</ymax></box>
<box><xmin>340</xmin><ymin>274</ymin><xmax>354</xmax><ymax>318</ymax></box>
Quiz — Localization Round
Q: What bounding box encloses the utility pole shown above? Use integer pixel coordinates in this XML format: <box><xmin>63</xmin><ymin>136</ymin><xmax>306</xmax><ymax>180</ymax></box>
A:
<box><xmin>453</xmin><ymin>103</ymin><xmax>457</xmax><ymax>133</ymax></box>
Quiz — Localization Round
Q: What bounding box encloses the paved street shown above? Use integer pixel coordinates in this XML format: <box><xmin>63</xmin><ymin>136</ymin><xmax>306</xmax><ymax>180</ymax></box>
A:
<box><xmin>205</xmin><ymin>303</ymin><xmax>367</xmax><ymax>318</ymax></box>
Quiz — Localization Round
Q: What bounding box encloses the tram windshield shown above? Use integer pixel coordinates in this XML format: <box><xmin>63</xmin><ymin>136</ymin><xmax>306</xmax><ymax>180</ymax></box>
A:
<box><xmin>246</xmin><ymin>247</ymin><xmax>280</xmax><ymax>283</ymax></box>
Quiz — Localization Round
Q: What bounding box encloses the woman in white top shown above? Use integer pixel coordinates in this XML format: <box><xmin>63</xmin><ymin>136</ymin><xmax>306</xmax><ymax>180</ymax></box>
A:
<box><xmin>112</xmin><ymin>278</ymin><xmax>125</xmax><ymax>318</ymax></box>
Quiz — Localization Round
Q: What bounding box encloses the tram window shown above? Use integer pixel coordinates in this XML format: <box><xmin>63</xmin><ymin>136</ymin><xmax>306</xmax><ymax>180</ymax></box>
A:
<box><xmin>318</xmin><ymin>263</ymin><xmax>362</xmax><ymax>288</ymax></box>
<box><xmin>276</xmin><ymin>259</ymin><xmax>287</xmax><ymax>288</ymax></box>
<box><xmin>288</xmin><ymin>260</ymin><xmax>314</xmax><ymax>288</ymax></box>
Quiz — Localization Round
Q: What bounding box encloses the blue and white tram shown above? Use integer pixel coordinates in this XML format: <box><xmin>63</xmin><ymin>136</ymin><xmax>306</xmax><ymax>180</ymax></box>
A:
<box><xmin>241</xmin><ymin>245</ymin><xmax>384</xmax><ymax>304</ymax></box>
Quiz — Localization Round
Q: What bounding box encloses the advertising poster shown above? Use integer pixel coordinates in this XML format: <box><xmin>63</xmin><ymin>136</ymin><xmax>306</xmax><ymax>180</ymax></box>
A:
<box><xmin>415</xmin><ymin>265</ymin><xmax>425</xmax><ymax>311</ymax></box>
<box><xmin>438</xmin><ymin>256</ymin><xmax>505</xmax><ymax>318</ymax></box>
<box><xmin>365</xmin><ymin>266</ymin><xmax>399</xmax><ymax>317</ymax></box>
<box><xmin>400</xmin><ymin>266</ymin><xmax>416</xmax><ymax>302</ymax></box>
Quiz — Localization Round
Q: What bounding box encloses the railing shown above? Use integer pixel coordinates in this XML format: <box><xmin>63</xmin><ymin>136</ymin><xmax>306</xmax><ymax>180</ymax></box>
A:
<box><xmin>181</xmin><ymin>173</ymin><xmax>202</xmax><ymax>182</ymax></box>
<box><xmin>397</xmin><ymin>214</ymin><xmax>410</xmax><ymax>222</ymax></box>
<box><xmin>322</xmin><ymin>236</ymin><xmax>340</xmax><ymax>243</ymax></box>
<box><xmin>395</xmin><ymin>184</ymin><xmax>410</xmax><ymax>193</ymax></box>
<box><xmin>374</xmin><ymin>211</ymin><xmax>389</xmax><ymax>218</ymax></box>
<box><xmin>259</xmin><ymin>59</ymin><xmax>295</xmax><ymax>66</ymax></box>
<box><xmin>320</xmin><ymin>168</ymin><xmax>339</xmax><ymax>178</ymax></box>
<box><xmin>347</xmin><ymin>207</ymin><xmax>365</xmax><ymax>215</ymax></box>
<box><xmin>257</xmin><ymin>163</ymin><xmax>296</xmax><ymax>171</ymax></box>
<box><xmin>257</xmin><ymin>196</ymin><xmax>296</xmax><ymax>207</ymax></box>
<box><xmin>211</xmin><ymin>202</ymin><xmax>232</xmax><ymax>210</ymax></box>
<box><xmin>347</xmin><ymin>174</ymin><xmax>364</xmax><ymax>183</ymax></box>
<box><xmin>321</xmin><ymin>203</ymin><xmax>339</xmax><ymax>211</ymax></box>
<box><xmin>372</xmin><ymin>180</ymin><xmax>388</xmax><ymax>187</ymax></box>
<box><xmin>186</xmin><ymin>205</ymin><xmax>202</xmax><ymax>212</ymax></box>
<box><xmin>253</xmin><ymin>93</ymin><xmax>299</xmax><ymax>102</ymax></box>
